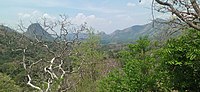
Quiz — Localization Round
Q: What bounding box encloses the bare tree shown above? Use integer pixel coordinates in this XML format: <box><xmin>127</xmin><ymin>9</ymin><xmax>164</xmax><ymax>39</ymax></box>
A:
<box><xmin>17</xmin><ymin>15</ymin><xmax>88</xmax><ymax>92</ymax></box>
<box><xmin>145</xmin><ymin>0</ymin><xmax>200</xmax><ymax>31</ymax></box>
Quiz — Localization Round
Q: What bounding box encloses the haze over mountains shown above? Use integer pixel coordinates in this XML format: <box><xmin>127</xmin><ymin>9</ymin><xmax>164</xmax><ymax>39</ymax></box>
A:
<box><xmin>100</xmin><ymin>18</ymin><xmax>173</xmax><ymax>44</ymax></box>
<box><xmin>1</xmin><ymin>18</ymin><xmax>175</xmax><ymax>44</ymax></box>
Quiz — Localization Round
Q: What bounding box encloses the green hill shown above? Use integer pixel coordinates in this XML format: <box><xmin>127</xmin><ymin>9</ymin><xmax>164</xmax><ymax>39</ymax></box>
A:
<box><xmin>100</xmin><ymin>18</ymin><xmax>179</xmax><ymax>44</ymax></box>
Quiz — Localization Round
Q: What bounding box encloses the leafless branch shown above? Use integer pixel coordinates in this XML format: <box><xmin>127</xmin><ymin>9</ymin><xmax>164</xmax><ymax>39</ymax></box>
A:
<box><xmin>18</xmin><ymin>15</ymin><xmax>88</xmax><ymax>91</ymax></box>
<box><xmin>154</xmin><ymin>0</ymin><xmax>200</xmax><ymax>30</ymax></box>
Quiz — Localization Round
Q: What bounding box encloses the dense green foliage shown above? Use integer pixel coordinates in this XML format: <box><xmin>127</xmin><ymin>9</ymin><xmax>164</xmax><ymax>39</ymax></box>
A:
<box><xmin>0</xmin><ymin>73</ymin><xmax>22</xmax><ymax>92</ymax></box>
<box><xmin>99</xmin><ymin>29</ymin><xmax>200</xmax><ymax>91</ymax></box>
<box><xmin>162</xmin><ymin>29</ymin><xmax>200</xmax><ymax>91</ymax></box>
<box><xmin>0</xmin><ymin>30</ymin><xmax>23</xmax><ymax>64</ymax></box>
<box><xmin>99</xmin><ymin>36</ymin><xmax>169</xmax><ymax>91</ymax></box>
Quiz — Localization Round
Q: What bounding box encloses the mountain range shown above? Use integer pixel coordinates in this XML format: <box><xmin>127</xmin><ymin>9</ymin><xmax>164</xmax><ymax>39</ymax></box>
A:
<box><xmin>1</xmin><ymin>18</ymin><xmax>178</xmax><ymax>44</ymax></box>
<box><xmin>99</xmin><ymin>18</ymin><xmax>175</xmax><ymax>44</ymax></box>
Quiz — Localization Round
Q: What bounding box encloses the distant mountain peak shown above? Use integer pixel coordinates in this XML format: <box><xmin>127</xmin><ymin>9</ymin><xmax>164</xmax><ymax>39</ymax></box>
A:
<box><xmin>25</xmin><ymin>23</ymin><xmax>53</xmax><ymax>41</ymax></box>
<box><xmin>30</xmin><ymin>23</ymin><xmax>40</xmax><ymax>25</ymax></box>
<box><xmin>26</xmin><ymin>23</ymin><xmax>44</xmax><ymax>33</ymax></box>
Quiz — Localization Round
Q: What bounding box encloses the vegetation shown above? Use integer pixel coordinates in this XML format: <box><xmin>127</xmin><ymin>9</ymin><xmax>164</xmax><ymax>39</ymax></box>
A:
<box><xmin>99</xmin><ymin>36</ymin><xmax>169</xmax><ymax>92</ymax></box>
<box><xmin>161</xmin><ymin>29</ymin><xmax>200</xmax><ymax>91</ymax></box>
<box><xmin>69</xmin><ymin>34</ymin><xmax>105</xmax><ymax>91</ymax></box>
<box><xmin>1</xmin><ymin>0</ymin><xmax>200</xmax><ymax>91</ymax></box>
<box><xmin>1</xmin><ymin>24</ymin><xmax>200</xmax><ymax>92</ymax></box>
<box><xmin>0</xmin><ymin>73</ymin><xmax>22</xmax><ymax>92</ymax></box>
<box><xmin>98</xmin><ymin>29</ymin><xmax>200</xmax><ymax>91</ymax></box>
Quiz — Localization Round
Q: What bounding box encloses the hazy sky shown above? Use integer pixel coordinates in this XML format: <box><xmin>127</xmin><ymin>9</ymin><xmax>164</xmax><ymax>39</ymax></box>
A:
<box><xmin>0</xmin><ymin>0</ymin><xmax>165</xmax><ymax>34</ymax></box>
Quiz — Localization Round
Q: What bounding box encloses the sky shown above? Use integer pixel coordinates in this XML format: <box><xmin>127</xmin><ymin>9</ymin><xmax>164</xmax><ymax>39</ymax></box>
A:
<box><xmin>0</xmin><ymin>0</ymin><xmax>165</xmax><ymax>34</ymax></box>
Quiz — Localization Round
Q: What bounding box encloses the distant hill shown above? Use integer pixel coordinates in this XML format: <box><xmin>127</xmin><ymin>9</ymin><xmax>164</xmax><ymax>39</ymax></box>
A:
<box><xmin>100</xmin><ymin>18</ymin><xmax>178</xmax><ymax>44</ymax></box>
<box><xmin>23</xmin><ymin>19</ymin><xmax>176</xmax><ymax>44</ymax></box>
<box><xmin>24</xmin><ymin>23</ymin><xmax>54</xmax><ymax>41</ymax></box>
<box><xmin>25</xmin><ymin>23</ymin><xmax>90</xmax><ymax>41</ymax></box>
<box><xmin>1</xmin><ymin>18</ymin><xmax>179</xmax><ymax>45</ymax></box>
<box><xmin>109</xmin><ymin>25</ymin><xmax>145</xmax><ymax>43</ymax></box>
<box><xmin>0</xmin><ymin>25</ymin><xmax>15</xmax><ymax>33</ymax></box>
<box><xmin>0</xmin><ymin>25</ymin><xmax>29</xmax><ymax>64</ymax></box>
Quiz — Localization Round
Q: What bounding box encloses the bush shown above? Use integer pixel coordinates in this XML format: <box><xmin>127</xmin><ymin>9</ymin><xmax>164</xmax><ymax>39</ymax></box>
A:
<box><xmin>98</xmin><ymin>36</ymin><xmax>170</xmax><ymax>91</ymax></box>
<box><xmin>0</xmin><ymin>73</ymin><xmax>22</xmax><ymax>92</ymax></box>
<box><xmin>161</xmin><ymin>29</ymin><xmax>200</xmax><ymax>91</ymax></box>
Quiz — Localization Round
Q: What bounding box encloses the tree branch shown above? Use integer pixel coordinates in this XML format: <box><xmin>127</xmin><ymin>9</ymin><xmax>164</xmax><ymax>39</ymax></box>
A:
<box><xmin>190</xmin><ymin>0</ymin><xmax>200</xmax><ymax>17</ymax></box>
<box><xmin>155</xmin><ymin>0</ymin><xmax>200</xmax><ymax>31</ymax></box>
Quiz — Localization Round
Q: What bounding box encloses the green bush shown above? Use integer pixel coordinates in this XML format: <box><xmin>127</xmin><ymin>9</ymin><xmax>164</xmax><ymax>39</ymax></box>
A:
<box><xmin>161</xmin><ymin>29</ymin><xmax>200</xmax><ymax>91</ymax></box>
<box><xmin>98</xmin><ymin>36</ymin><xmax>170</xmax><ymax>92</ymax></box>
<box><xmin>0</xmin><ymin>73</ymin><xmax>22</xmax><ymax>92</ymax></box>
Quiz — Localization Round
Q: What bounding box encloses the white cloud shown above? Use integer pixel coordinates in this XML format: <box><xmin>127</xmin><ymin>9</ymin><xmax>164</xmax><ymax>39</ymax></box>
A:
<box><xmin>18</xmin><ymin>10</ymin><xmax>57</xmax><ymax>22</ymax></box>
<box><xmin>71</xmin><ymin>13</ymin><xmax>112</xmax><ymax>33</ymax></box>
<box><xmin>18</xmin><ymin>13</ymin><xmax>31</xmax><ymax>18</ymax></box>
<box><xmin>127</xmin><ymin>2</ymin><xmax>136</xmax><ymax>7</ymax></box>
<box><xmin>23</xmin><ymin>14</ymin><xmax>31</xmax><ymax>18</ymax></box>
<box><xmin>32</xmin><ymin>10</ymin><xmax>40</xmax><ymax>15</ymax></box>
<box><xmin>42</xmin><ymin>13</ymin><xmax>57</xmax><ymax>21</ymax></box>
<box><xmin>17</xmin><ymin>10</ymin><xmax>59</xmax><ymax>29</ymax></box>
<box><xmin>17</xmin><ymin>12</ymin><xmax>113</xmax><ymax>33</ymax></box>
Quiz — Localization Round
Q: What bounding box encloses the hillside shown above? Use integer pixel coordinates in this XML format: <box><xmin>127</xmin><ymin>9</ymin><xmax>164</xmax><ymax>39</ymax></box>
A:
<box><xmin>5</xmin><ymin>19</ymin><xmax>177</xmax><ymax>44</ymax></box>
<box><xmin>100</xmin><ymin>18</ymin><xmax>178</xmax><ymax>44</ymax></box>
<box><xmin>0</xmin><ymin>25</ymin><xmax>29</xmax><ymax>64</ymax></box>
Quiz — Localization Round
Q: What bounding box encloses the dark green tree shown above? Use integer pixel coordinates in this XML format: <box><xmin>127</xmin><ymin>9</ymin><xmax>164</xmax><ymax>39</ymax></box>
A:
<box><xmin>161</xmin><ymin>29</ymin><xmax>200</xmax><ymax>91</ymax></box>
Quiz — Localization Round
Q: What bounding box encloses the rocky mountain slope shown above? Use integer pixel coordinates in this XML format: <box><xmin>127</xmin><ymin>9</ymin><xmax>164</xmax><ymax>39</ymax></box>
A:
<box><xmin>24</xmin><ymin>23</ymin><xmax>54</xmax><ymax>41</ymax></box>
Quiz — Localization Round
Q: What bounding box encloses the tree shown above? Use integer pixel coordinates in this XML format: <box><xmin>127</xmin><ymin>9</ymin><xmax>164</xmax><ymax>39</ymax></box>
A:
<box><xmin>153</xmin><ymin>0</ymin><xmax>200</xmax><ymax>31</ymax></box>
<box><xmin>99</xmin><ymin>37</ymin><xmax>170</xmax><ymax>92</ymax></box>
<box><xmin>16</xmin><ymin>15</ymin><xmax>89</xmax><ymax>92</ymax></box>
<box><xmin>161</xmin><ymin>29</ymin><xmax>200</xmax><ymax>91</ymax></box>
<box><xmin>0</xmin><ymin>73</ymin><xmax>22</xmax><ymax>92</ymax></box>
<box><xmin>70</xmin><ymin>33</ymin><xmax>106</xmax><ymax>92</ymax></box>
